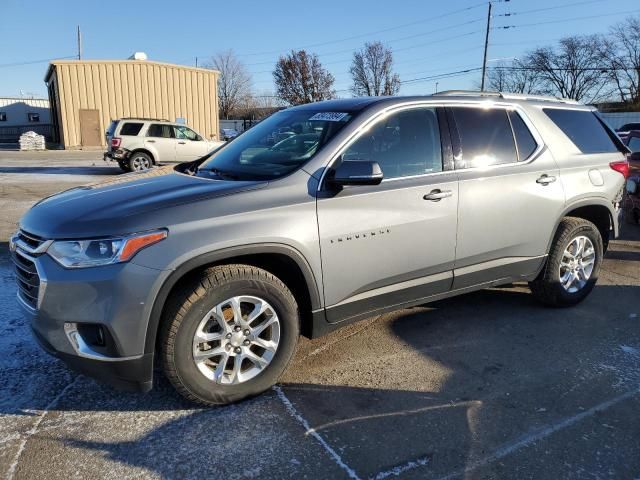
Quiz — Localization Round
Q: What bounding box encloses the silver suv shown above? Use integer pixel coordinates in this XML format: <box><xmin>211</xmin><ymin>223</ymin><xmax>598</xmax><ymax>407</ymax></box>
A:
<box><xmin>12</xmin><ymin>92</ymin><xmax>629</xmax><ymax>405</ymax></box>
<box><xmin>105</xmin><ymin>118</ymin><xmax>223</xmax><ymax>172</ymax></box>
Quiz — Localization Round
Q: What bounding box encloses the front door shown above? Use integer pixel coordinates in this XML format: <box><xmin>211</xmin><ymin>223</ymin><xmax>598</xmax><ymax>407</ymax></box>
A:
<box><xmin>174</xmin><ymin>125</ymin><xmax>209</xmax><ymax>161</ymax></box>
<box><xmin>79</xmin><ymin>109</ymin><xmax>101</xmax><ymax>147</ymax></box>
<box><xmin>317</xmin><ymin>106</ymin><xmax>458</xmax><ymax>323</ymax></box>
<box><xmin>448</xmin><ymin>106</ymin><xmax>565</xmax><ymax>288</ymax></box>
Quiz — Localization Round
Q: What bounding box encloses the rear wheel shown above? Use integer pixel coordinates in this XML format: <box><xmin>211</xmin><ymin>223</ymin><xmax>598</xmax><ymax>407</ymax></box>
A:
<box><xmin>161</xmin><ymin>265</ymin><xmax>299</xmax><ymax>405</ymax></box>
<box><xmin>529</xmin><ymin>217</ymin><xmax>603</xmax><ymax>307</ymax></box>
<box><xmin>129</xmin><ymin>152</ymin><xmax>153</xmax><ymax>172</ymax></box>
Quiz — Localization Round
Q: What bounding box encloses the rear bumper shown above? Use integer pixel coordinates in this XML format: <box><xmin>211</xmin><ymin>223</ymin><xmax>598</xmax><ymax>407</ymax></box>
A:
<box><xmin>103</xmin><ymin>149</ymin><xmax>129</xmax><ymax>162</ymax></box>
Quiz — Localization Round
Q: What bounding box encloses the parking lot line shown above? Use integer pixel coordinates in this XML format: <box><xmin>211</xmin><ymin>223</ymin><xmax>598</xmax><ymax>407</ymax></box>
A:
<box><xmin>6</xmin><ymin>376</ymin><xmax>80</xmax><ymax>480</ymax></box>
<box><xmin>274</xmin><ymin>385</ymin><xmax>361</xmax><ymax>480</ymax></box>
<box><xmin>433</xmin><ymin>387</ymin><xmax>640</xmax><ymax>480</ymax></box>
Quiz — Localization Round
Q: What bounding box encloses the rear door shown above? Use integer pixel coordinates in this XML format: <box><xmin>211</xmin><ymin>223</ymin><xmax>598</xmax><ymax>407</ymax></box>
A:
<box><xmin>145</xmin><ymin>124</ymin><xmax>176</xmax><ymax>162</ymax></box>
<box><xmin>174</xmin><ymin>125</ymin><xmax>209</xmax><ymax>161</ymax></box>
<box><xmin>448</xmin><ymin>105</ymin><xmax>565</xmax><ymax>288</ymax></box>
<box><xmin>317</xmin><ymin>106</ymin><xmax>458</xmax><ymax>321</ymax></box>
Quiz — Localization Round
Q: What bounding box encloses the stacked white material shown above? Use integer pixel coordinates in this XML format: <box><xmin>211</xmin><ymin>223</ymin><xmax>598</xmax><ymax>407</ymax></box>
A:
<box><xmin>18</xmin><ymin>131</ymin><xmax>46</xmax><ymax>151</ymax></box>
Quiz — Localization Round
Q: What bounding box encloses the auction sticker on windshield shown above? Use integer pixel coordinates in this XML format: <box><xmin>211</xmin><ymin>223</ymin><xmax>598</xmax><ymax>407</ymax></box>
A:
<box><xmin>309</xmin><ymin>112</ymin><xmax>349</xmax><ymax>122</ymax></box>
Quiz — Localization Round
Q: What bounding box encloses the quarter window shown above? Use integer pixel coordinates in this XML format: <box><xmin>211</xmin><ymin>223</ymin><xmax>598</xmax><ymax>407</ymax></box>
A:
<box><xmin>543</xmin><ymin>109</ymin><xmax>619</xmax><ymax>154</ymax></box>
<box><xmin>508</xmin><ymin>111</ymin><xmax>538</xmax><ymax>161</ymax></box>
<box><xmin>146</xmin><ymin>124</ymin><xmax>174</xmax><ymax>138</ymax></box>
<box><xmin>342</xmin><ymin>107</ymin><xmax>443</xmax><ymax>179</ymax></box>
<box><xmin>451</xmin><ymin>107</ymin><xmax>517</xmax><ymax>169</ymax></box>
<box><xmin>119</xmin><ymin>122</ymin><xmax>144</xmax><ymax>136</ymax></box>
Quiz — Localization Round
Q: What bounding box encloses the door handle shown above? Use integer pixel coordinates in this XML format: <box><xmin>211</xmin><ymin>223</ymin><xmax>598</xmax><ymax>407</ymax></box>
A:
<box><xmin>536</xmin><ymin>174</ymin><xmax>557</xmax><ymax>185</ymax></box>
<box><xmin>178</xmin><ymin>141</ymin><xmax>186</xmax><ymax>144</ymax></box>
<box><xmin>423</xmin><ymin>189</ymin><xmax>453</xmax><ymax>201</ymax></box>
<box><xmin>147</xmin><ymin>139</ymin><xmax>156</xmax><ymax>143</ymax></box>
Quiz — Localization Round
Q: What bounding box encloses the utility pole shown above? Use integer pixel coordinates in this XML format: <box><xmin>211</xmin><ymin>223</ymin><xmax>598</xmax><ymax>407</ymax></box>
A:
<box><xmin>480</xmin><ymin>2</ymin><xmax>492</xmax><ymax>92</ymax></box>
<box><xmin>77</xmin><ymin>25</ymin><xmax>82</xmax><ymax>60</ymax></box>
<box><xmin>195</xmin><ymin>57</ymin><xmax>198</xmax><ymax>68</ymax></box>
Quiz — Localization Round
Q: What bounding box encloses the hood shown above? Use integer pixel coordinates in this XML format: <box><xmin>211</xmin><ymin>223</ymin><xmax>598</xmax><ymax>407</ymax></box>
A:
<box><xmin>20</xmin><ymin>166</ymin><xmax>266</xmax><ymax>239</ymax></box>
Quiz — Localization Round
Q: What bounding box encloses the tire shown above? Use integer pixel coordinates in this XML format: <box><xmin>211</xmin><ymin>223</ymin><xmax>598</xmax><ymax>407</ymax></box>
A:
<box><xmin>129</xmin><ymin>151</ymin><xmax>153</xmax><ymax>172</ymax></box>
<box><xmin>117</xmin><ymin>160</ymin><xmax>131</xmax><ymax>172</ymax></box>
<box><xmin>529</xmin><ymin>217</ymin><xmax>603</xmax><ymax>307</ymax></box>
<box><xmin>161</xmin><ymin>264</ymin><xmax>299</xmax><ymax>405</ymax></box>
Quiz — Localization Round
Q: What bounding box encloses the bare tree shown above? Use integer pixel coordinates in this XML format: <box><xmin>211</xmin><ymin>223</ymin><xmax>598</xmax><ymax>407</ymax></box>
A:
<box><xmin>273</xmin><ymin>50</ymin><xmax>335</xmax><ymax>105</ymax></box>
<box><xmin>209</xmin><ymin>50</ymin><xmax>252</xmax><ymax>119</ymax></box>
<box><xmin>486</xmin><ymin>59</ymin><xmax>546</xmax><ymax>94</ymax></box>
<box><xmin>528</xmin><ymin>35</ymin><xmax>610</xmax><ymax>102</ymax></box>
<box><xmin>600</xmin><ymin>16</ymin><xmax>640</xmax><ymax>103</ymax></box>
<box><xmin>350</xmin><ymin>41</ymin><xmax>401</xmax><ymax>96</ymax></box>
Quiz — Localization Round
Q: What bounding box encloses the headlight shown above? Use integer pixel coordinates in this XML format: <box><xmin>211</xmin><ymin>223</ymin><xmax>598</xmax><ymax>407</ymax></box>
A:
<box><xmin>47</xmin><ymin>230</ymin><xmax>167</xmax><ymax>268</ymax></box>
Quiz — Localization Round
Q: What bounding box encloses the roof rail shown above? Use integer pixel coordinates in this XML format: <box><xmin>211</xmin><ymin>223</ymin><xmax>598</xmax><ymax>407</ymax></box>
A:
<box><xmin>119</xmin><ymin>117</ymin><xmax>172</xmax><ymax>122</ymax></box>
<box><xmin>433</xmin><ymin>89</ymin><xmax>580</xmax><ymax>105</ymax></box>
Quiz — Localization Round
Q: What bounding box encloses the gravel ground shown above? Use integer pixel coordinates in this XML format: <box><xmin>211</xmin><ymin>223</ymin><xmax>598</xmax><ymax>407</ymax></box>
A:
<box><xmin>1</xmin><ymin>150</ymin><xmax>639</xmax><ymax>479</ymax></box>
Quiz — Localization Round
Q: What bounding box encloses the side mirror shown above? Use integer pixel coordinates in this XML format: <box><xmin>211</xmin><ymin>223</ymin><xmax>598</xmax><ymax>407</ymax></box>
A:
<box><xmin>627</xmin><ymin>178</ymin><xmax>638</xmax><ymax>194</ymax></box>
<box><xmin>331</xmin><ymin>160</ymin><xmax>383</xmax><ymax>186</ymax></box>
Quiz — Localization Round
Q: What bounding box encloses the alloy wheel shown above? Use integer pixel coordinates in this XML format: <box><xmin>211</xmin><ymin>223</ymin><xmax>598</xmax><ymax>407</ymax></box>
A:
<box><xmin>192</xmin><ymin>295</ymin><xmax>280</xmax><ymax>385</ymax></box>
<box><xmin>559</xmin><ymin>235</ymin><xmax>596</xmax><ymax>293</ymax></box>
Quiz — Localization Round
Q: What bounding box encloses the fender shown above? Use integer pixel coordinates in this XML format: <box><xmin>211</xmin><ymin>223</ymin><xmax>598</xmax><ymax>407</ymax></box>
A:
<box><xmin>546</xmin><ymin>196</ymin><xmax>618</xmax><ymax>254</ymax></box>
<box><xmin>143</xmin><ymin>243</ymin><xmax>322</xmax><ymax>354</ymax></box>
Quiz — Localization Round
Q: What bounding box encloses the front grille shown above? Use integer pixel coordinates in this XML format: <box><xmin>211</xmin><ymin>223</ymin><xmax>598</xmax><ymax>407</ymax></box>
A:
<box><xmin>11</xmin><ymin>230</ymin><xmax>46</xmax><ymax>310</ymax></box>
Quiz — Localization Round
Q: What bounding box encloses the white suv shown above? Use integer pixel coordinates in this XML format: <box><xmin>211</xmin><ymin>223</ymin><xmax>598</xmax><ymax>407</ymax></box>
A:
<box><xmin>105</xmin><ymin>118</ymin><xmax>224</xmax><ymax>172</ymax></box>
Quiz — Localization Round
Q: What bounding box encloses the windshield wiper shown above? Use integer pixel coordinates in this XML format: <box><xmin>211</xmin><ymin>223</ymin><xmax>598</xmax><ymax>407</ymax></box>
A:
<box><xmin>207</xmin><ymin>167</ymin><xmax>242</xmax><ymax>180</ymax></box>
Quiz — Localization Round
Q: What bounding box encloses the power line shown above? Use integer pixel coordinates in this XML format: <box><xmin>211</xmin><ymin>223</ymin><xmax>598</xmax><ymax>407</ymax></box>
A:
<box><xmin>243</xmin><ymin>18</ymin><xmax>484</xmax><ymax>67</ymax></box>
<box><xmin>231</xmin><ymin>1</ymin><xmax>488</xmax><ymax>58</ymax></box>
<box><xmin>495</xmin><ymin>0</ymin><xmax>609</xmax><ymax>17</ymax></box>
<box><xmin>0</xmin><ymin>55</ymin><xmax>77</xmax><ymax>69</ymax></box>
<box><xmin>494</xmin><ymin>8</ymin><xmax>640</xmax><ymax>29</ymax></box>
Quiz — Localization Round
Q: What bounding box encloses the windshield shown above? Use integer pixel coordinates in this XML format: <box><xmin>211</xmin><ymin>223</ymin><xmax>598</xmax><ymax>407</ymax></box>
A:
<box><xmin>198</xmin><ymin>109</ymin><xmax>352</xmax><ymax>180</ymax></box>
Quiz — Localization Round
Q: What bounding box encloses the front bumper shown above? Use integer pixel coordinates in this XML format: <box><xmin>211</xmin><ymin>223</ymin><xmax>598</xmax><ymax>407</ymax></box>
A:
<box><xmin>10</xmin><ymin>233</ymin><xmax>166</xmax><ymax>392</ymax></box>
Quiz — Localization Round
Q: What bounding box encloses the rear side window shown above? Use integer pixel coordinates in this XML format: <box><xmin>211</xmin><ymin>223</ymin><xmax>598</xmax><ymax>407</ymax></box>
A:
<box><xmin>119</xmin><ymin>122</ymin><xmax>143</xmax><ymax>136</ymax></box>
<box><xmin>543</xmin><ymin>109</ymin><xmax>618</xmax><ymax>154</ymax></box>
<box><xmin>451</xmin><ymin>107</ymin><xmax>517</xmax><ymax>168</ymax></box>
<box><xmin>508</xmin><ymin>111</ymin><xmax>538</xmax><ymax>161</ymax></box>
<box><xmin>147</xmin><ymin>124</ymin><xmax>174</xmax><ymax>138</ymax></box>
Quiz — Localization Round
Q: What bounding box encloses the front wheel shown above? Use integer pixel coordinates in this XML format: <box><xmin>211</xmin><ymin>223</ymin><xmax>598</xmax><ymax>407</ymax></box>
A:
<box><xmin>529</xmin><ymin>217</ymin><xmax>603</xmax><ymax>307</ymax></box>
<box><xmin>161</xmin><ymin>265</ymin><xmax>299</xmax><ymax>405</ymax></box>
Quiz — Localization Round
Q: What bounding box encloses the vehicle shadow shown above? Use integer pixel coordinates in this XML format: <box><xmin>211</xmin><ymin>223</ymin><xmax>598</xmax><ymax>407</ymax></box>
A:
<box><xmin>2</xmin><ymin>236</ymin><xmax>639</xmax><ymax>477</ymax></box>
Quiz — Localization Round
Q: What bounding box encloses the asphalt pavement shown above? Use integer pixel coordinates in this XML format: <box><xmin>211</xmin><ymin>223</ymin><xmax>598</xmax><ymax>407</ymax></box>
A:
<box><xmin>0</xmin><ymin>150</ymin><xmax>639</xmax><ymax>479</ymax></box>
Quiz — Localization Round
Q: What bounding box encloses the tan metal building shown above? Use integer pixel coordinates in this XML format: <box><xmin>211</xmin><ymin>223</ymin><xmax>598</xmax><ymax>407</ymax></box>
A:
<box><xmin>45</xmin><ymin>59</ymin><xmax>220</xmax><ymax>148</ymax></box>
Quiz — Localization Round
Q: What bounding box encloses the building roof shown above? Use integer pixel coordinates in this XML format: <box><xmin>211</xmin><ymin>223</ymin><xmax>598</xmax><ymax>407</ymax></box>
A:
<box><xmin>44</xmin><ymin>59</ymin><xmax>220</xmax><ymax>83</ymax></box>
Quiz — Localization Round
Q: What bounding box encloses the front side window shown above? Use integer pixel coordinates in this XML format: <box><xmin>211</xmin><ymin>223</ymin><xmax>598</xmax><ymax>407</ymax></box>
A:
<box><xmin>28</xmin><ymin>113</ymin><xmax>40</xmax><ymax>122</ymax></box>
<box><xmin>198</xmin><ymin>109</ymin><xmax>353</xmax><ymax>180</ymax></box>
<box><xmin>451</xmin><ymin>107</ymin><xmax>517</xmax><ymax>169</ymax></box>
<box><xmin>543</xmin><ymin>109</ymin><xmax>619</xmax><ymax>154</ymax></box>
<box><xmin>342</xmin><ymin>107</ymin><xmax>443</xmax><ymax>179</ymax></box>
<box><xmin>147</xmin><ymin>124</ymin><xmax>174</xmax><ymax>138</ymax></box>
<box><xmin>175</xmin><ymin>125</ymin><xmax>201</xmax><ymax>141</ymax></box>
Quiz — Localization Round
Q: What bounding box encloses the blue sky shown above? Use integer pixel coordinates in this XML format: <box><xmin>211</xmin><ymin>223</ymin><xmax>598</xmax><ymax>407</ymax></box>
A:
<box><xmin>1</xmin><ymin>0</ymin><xmax>639</xmax><ymax>99</ymax></box>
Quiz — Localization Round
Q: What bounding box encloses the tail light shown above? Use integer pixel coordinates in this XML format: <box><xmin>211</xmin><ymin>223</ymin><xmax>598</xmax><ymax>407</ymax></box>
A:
<box><xmin>111</xmin><ymin>137</ymin><xmax>121</xmax><ymax>148</ymax></box>
<box><xmin>610</xmin><ymin>160</ymin><xmax>629</xmax><ymax>179</ymax></box>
